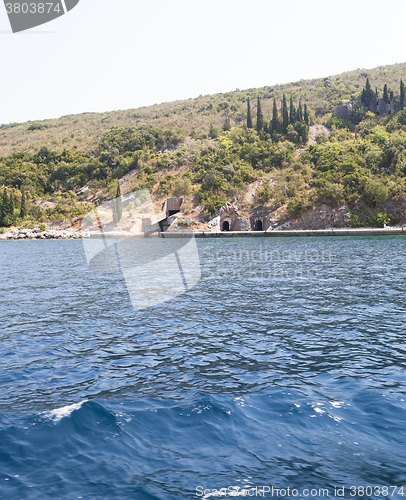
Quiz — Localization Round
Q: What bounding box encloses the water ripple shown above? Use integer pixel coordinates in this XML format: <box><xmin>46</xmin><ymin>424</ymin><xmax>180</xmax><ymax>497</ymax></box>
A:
<box><xmin>1</xmin><ymin>237</ymin><xmax>406</xmax><ymax>498</ymax></box>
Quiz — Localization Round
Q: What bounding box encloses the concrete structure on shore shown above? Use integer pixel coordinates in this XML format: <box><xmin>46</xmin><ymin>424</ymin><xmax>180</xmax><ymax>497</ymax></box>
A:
<box><xmin>213</xmin><ymin>201</ymin><xmax>272</xmax><ymax>232</ymax></box>
<box><xmin>161</xmin><ymin>227</ymin><xmax>406</xmax><ymax>238</ymax></box>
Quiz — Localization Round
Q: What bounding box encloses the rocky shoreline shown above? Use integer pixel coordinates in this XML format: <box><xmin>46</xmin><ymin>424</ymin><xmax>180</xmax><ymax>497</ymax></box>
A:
<box><xmin>0</xmin><ymin>228</ymin><xmax>82</xmax><ymax>240</ymax></box>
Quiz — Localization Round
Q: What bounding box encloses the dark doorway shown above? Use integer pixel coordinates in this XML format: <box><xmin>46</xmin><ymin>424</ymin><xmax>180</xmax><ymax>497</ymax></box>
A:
<box><xmin>168</xmin><ymin>210</ymin><xmax>179</xmax><ymax>216</ymax></box>
<box><xmin>222</xmin><ymin>221</ymin><xmax>230</xmax><ymax>231</ymax></box>
<box><xmin>254</xmin><ymin>220</ymin><xmax>263</xmax><ymax>231</ymax></box>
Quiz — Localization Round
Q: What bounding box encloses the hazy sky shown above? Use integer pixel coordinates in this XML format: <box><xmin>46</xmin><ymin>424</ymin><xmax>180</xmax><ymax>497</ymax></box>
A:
<box><xmin>1</xmin><ymin>0</ymin><xmax>406</xmax><ymax>124</ymax></box>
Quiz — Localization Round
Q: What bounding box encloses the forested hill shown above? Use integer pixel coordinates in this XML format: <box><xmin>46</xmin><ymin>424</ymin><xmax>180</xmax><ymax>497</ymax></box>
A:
<box><xmin>0</xmin><ymin>62</ymin><xmax>406</xmax><ymax>230</ymax></box>
<box><xmin>2</xmin><ymin>62</ymin><xmax>406</xmax><ymax>156</ymax></box>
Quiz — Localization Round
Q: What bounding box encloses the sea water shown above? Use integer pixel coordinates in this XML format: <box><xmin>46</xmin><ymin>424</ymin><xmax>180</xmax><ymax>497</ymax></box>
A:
<box><xmin>1</xmin><ymin>236</ymin><xmax>406</xmax><ymax>499</ymax></box>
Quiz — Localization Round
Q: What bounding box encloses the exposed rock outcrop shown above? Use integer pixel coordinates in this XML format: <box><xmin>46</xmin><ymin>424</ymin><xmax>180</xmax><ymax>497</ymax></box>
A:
<box><xmin>308</xmin><ymin>124</ymin><xmax>330</xmax><ymax>145</ymax></box>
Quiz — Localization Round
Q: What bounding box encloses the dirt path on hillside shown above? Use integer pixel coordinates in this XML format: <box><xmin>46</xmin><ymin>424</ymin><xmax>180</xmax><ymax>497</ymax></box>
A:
<box><xmin>244</xmin><ymin>180</ymin><xmax>266</xmax><ymax>204</ymax></box>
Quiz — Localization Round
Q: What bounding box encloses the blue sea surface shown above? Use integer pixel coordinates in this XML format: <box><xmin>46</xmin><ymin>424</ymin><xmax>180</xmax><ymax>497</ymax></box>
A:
<box><xmin>1</xmin><ymin>236</ymin><xmax>406</xmax><ymax>499</ymax></box>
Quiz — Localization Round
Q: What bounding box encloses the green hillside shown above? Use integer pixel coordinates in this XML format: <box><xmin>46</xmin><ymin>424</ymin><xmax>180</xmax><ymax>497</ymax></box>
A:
<box><xmin>1</xmin><ymin>62</ymin><xmax>406</xmax><ymax>230</ymax></box>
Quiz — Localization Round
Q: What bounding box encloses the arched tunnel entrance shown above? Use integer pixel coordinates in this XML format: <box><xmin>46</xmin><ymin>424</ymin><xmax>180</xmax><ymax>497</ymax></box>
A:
<box><xmin>222</xmin><ymin>221</ymin><xmax>230</xmax><ymax>231</ymax></box>
<box><xmin>254</xmin><ymin>220</ymin><xmax>263</xmax><ymax>231</ymax></box>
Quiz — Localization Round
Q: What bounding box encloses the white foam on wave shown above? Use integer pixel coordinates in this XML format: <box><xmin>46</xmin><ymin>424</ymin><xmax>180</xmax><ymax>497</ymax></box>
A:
<box><xmin>202</xmin><ymin>485</ymin><xmax>255</xmax><ymax>498</ymax></box>
<box><xmin>42</xmin><ymin>400</ymin><xmax>88</xmax><ymax>423</ymax></box>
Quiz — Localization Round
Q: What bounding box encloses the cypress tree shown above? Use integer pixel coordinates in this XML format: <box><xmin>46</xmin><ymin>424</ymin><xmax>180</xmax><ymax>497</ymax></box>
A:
<box><xmin>282</xmin><ymin>94</ymin><xmax>289</xmax><ymax>132</ymax></box>
<box><xmin>298</xmin><ymin>101</ymin><xmax>303</xmax><ymax>122</ymax></box>
<box><xmin>390</xmin><ymin>90</ymin><xmax>394</xmax><ymax>101</ymax></box>
<box><xmin>209</xmin><ymin>123</ymin><xmax>214</xmax><ymax>138</ymax></box>
<box><xmin>222</xmin><ymin>116</ymin><xmax>231</xmax><ymax>131</ymax></box>
<box><xmin>20</xmin><ymin>189</ymin><xmax>26</xmax><ymax>219</ymax></box>
<box><xmin>383</xmin><ymin>84</ymin><xmax>389</xmax><ymax>104</ymax></box>
<box><xmin>116</xmin><ymin>181</ymin><xmax>122</xmax><ymax>222</ymax></box>
<box><xmin>401</xmin><ymin>79</ymin><xmax>405</xmax><ymax>110</ymax></box>
<box><xmin>0</xmin><ymin>188</ymin><xmax>11</xmax><ymax>227</ymax></box>
<box><xmin>247</xmin><ymin>98</ymin><xmax>253</xmax><ymax>129</ymax></box>
<box><xmin>256</xmin><ymin>97</ymin><xmax>264</xmax><ymax>133</ymax></box>
<box><xmin>8</xmin><ymin>191</ymin><xmax>14</xmax><ymax>225</ymax></box>
<box><xmin>112</xmin><ymin>184</ymin><xmax>121</xmax><ymax>224</ymax></box>
<box><xmin>271</xmin><ymin>98</ymin><xmax>279</xmax><ymax>133</ymax></box>
<box><xmin>361</xmin><ymin>88</ymin><xmax>366</xmax><ymax>105</ymax></box>
<box><xmin>112</xmin><ymin>197</ymin><xmax>117</xmax><ymax>224</ymax></box>
<box><xmin>289</xmin><ymin>96</ymin><xmax>296</xmax><ymax>125</ymax></box>
<box><xmin>0</xmin><ymin>187</ymin><xmax>6</xmax><ymax>227</ymax></box>
<box><xmin>364</xmin><ymin>78</ymin><xmax>375</xmax><ymax>109</ymax></box>
<box><xmin>209</xmin><ymin>123</ymin><xmax>219</xmax><ymax>139</ymax></box>
<box><xmin>303</xmin><ymin>103</ymin><xmax>309</xmax><ymax>125</ymax></box>
<box><xmin>365</xmin><ymin>78</ymin><xmax>372</xmax><ymax>95</ymax></box>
